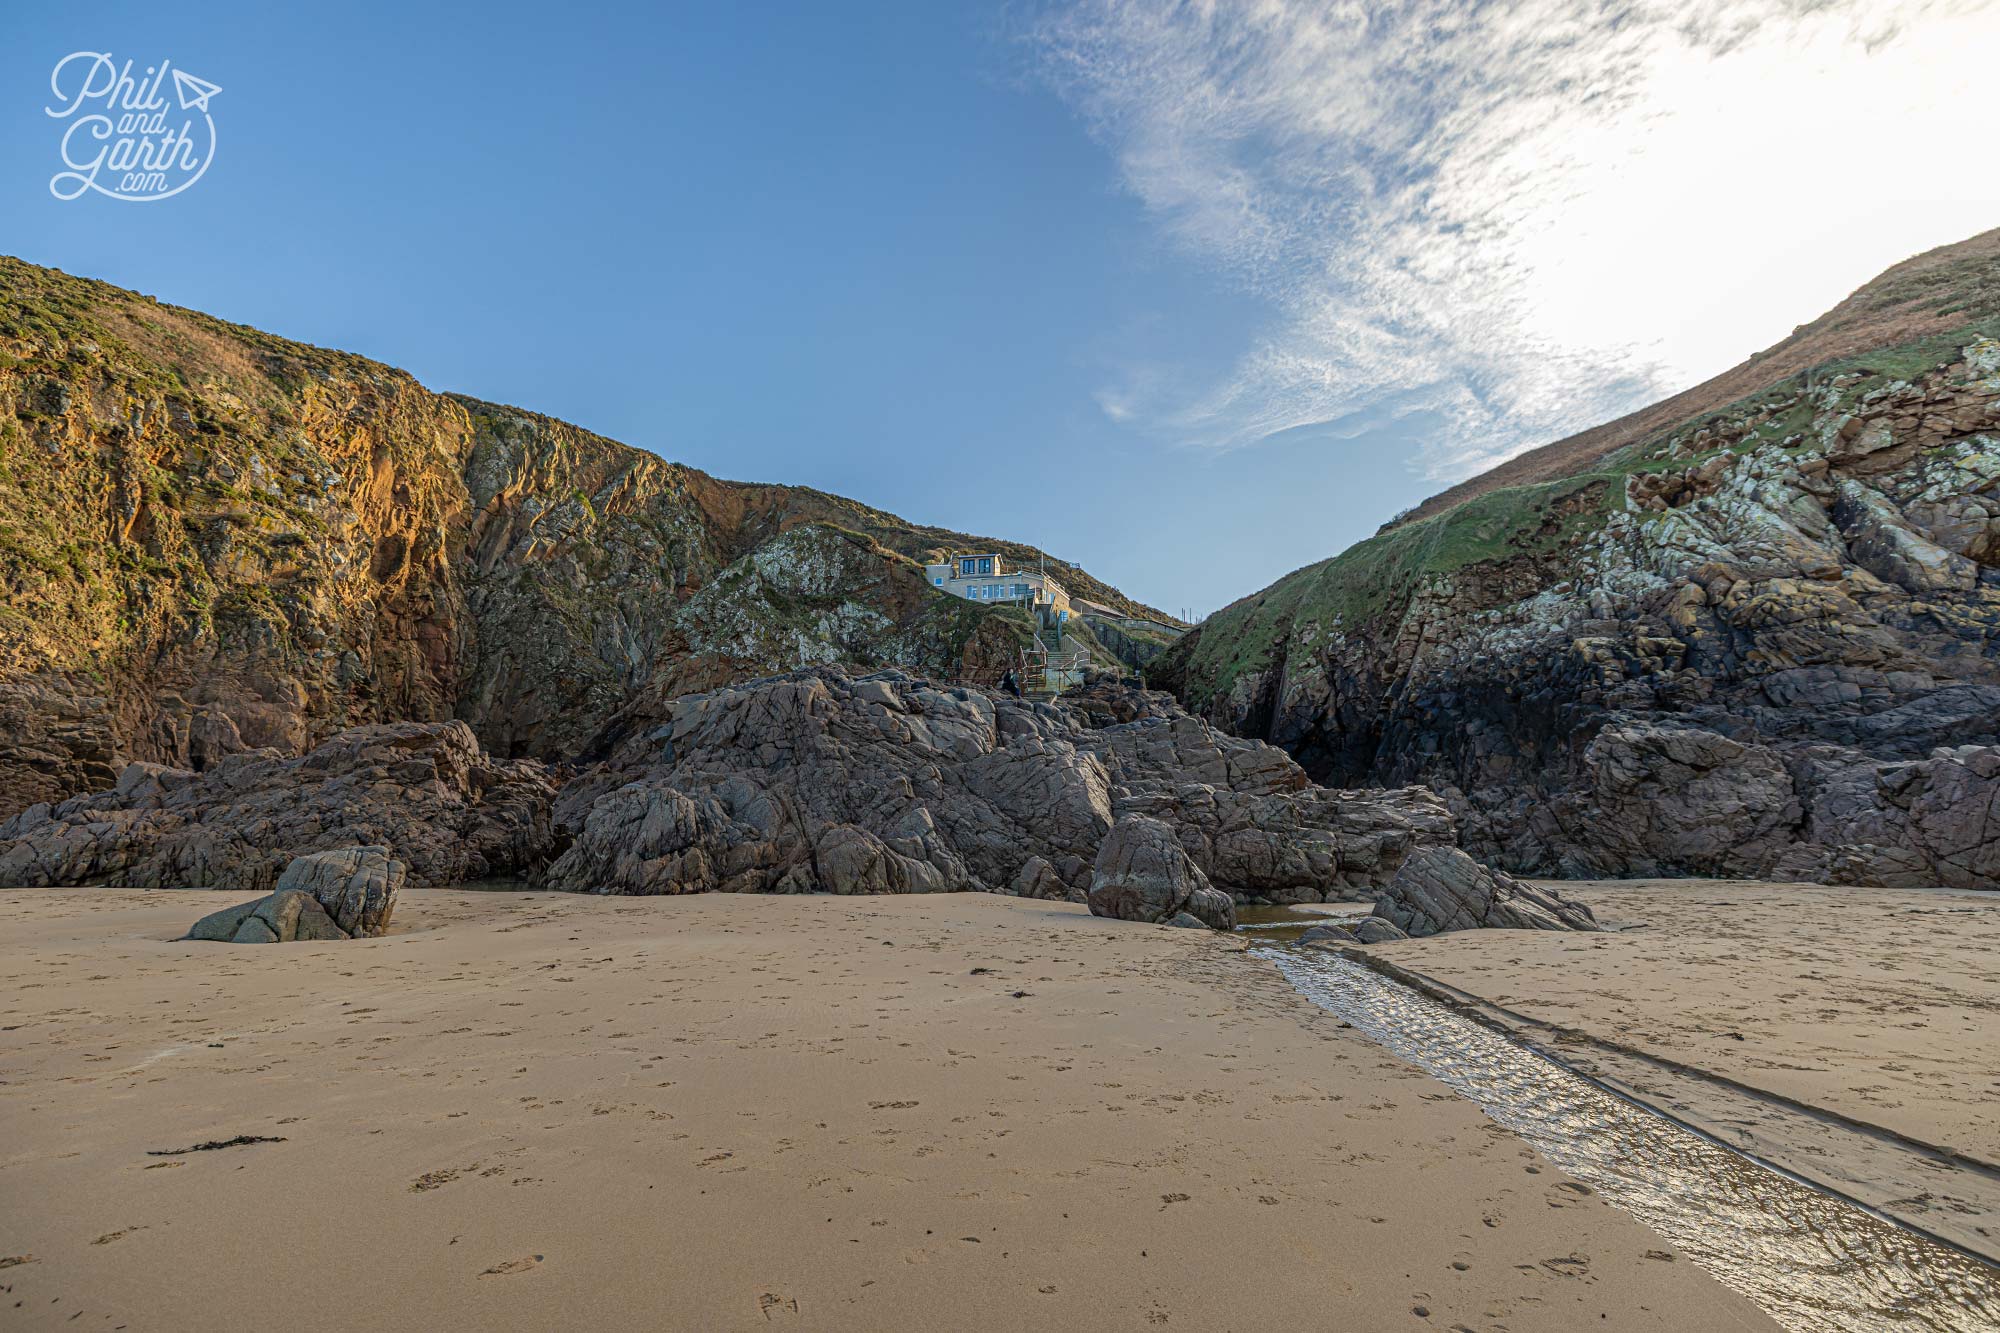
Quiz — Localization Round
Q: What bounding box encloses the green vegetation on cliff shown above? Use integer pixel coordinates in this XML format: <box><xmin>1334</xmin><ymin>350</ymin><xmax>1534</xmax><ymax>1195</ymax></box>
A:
<box><xmin>1165</xmin><ymin>297</ymin><xmax>2000</xmax><ymax>714</ymax></box>
<box><xmin>0</xmin><ymin>255</ymin><xmax>1162</xmax><ymax>809</ymax></box>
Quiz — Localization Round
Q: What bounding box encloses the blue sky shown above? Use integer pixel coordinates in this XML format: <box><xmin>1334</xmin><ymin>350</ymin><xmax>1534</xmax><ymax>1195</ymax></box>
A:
<box><xmin>5</xmin><ymin>2</ymin><xmax>1996</xmax><ymax>615</ymax></box>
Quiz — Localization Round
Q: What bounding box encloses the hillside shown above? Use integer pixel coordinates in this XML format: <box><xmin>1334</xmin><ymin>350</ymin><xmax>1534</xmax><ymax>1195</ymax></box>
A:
<box><xmin>0</xmin><ymin>257</ymin><xmax>1163</xmax><ymax>816</ymax></box>
<box><xmin>1392</xmin><ymin>227</ymin><xmax>2000</xmax><ymax>528</ymax></box>
<box><xmin>1156</xmin><ymin>228</ymin><xmax>2000</xmax><ymax>888</ymax></box>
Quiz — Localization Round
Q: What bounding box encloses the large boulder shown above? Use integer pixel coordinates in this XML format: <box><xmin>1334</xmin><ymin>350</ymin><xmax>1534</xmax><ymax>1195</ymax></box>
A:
<box><xmin>1087</xmin><ymin>815</ymin><xmax>1234</xmax><ymax>929</ymax></box>
<box><xmin>185</xmin><ymin>847</ymin><xmax>405</xmax><ymax>943</ymax></box>
<box><xmin>0</xmin><ymin>722</ymin><xmax>555</xmax><ymax>890</ymax></box>
<box><xmin>1371</xmin><ymin>846</ymin><xmax>1599</xmax><ymax>938</ymax></box>
<box><xmin>1784</xmin><ymin>743</ymin><xmax>2000</xmax><ymax>890</ymax></box>
<box><xmin>1563</xmin><ymin>723</ymin><xmax>1802</xmax><ymax>877</ymax></box>
<box><xmin>188</xmin><ymin>844</ymin><xmax>406</xmax><ymax>940</ymax></box>
<box><xmin>189</xmin><ymin>888</ymin><xmax>349</xmax><ymax>945</ymax></box>
<box><xmin>275</xmin><ymin>846</ymin><xmax>405</xmax><ymax>936</ymax></box>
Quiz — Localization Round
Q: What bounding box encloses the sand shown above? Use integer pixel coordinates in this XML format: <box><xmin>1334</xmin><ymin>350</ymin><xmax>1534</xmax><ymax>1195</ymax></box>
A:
<box><xmin>0</xmin><ymin>887</ymin><xmax>1769</xmax><ymax>1331</ymax></box>
<box><xmin>1371</xmin><ymin>879</ymin><xmax>2000</xmax><ymax>1259</ymax></box>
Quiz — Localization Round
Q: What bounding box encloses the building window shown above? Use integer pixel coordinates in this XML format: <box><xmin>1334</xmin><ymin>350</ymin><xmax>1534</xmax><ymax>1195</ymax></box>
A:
<box><xmin>979</xmin><ymin>558</ymin><xmax>993</xmax><ymax>574</ymax></box>
<box><xmin>934</xmin><ymin>577</ymin><xmax>943</xmax><ymax>585</ymax></box>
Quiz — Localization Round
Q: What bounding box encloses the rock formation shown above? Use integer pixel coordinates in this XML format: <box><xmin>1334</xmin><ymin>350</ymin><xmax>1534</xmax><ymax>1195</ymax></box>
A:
<box><xmin>540</xmin><ymin>667</ymin><xmax>1451</xmax><ymax>903</ymax></box>
<box><xmin>0</xmin><ymin>721</ymin><xmax>554</xmax><ymax>889</ymax></box>
<box><xmin>1159</xmin><ymin>230</ymin><xmax>2000</xmax><ymax>889</ymax></box>
<box><xmin>187</xmin><ymin>846</ymin><xmax>405</xmax><ymax>942</ymax></box>
<box><xmin>1300</xmin><ymin>917</ymin><xmax>1410</xmax><ymax>946</ymax></box>
<box><xmin>0</xmin><ymin>258</ymin><xmax>1173</xmax><ymax>821</ymax></box>
<box><xmin>1086</xmin><ymin>815</ymin><xmax>1236</xmax><ymax>929</ymax></box>
<box><xmin>1369</xmin><ymin>847</ymin><xmax>1600</xmax><ymax>936</ymax></box>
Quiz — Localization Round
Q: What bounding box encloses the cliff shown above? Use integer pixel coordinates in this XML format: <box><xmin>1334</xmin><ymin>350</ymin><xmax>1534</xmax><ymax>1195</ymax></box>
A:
<box><xmin>0</xmin><ymin>257</ymin><xmax>1163</xmax><ymax>816</ymax></box>
<box><xmin>1157</xmin><ymin>229</ymin><xmax>2000</xmax><ymax>888</ymax></box>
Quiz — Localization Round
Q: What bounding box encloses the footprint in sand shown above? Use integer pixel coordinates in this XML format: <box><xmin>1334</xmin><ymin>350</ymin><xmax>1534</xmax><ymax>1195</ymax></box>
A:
<box><xmin>479</xmin><ymin>1255</ymin><xmax>543</xmax><ymax>1277</ymax></box>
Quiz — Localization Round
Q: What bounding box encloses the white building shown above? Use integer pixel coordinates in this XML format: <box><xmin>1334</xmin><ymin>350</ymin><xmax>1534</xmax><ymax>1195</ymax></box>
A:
<box><xmin>925</xmin><ymin>552</ymin><xmax>1073</xmax><ymax>628</ymax></box>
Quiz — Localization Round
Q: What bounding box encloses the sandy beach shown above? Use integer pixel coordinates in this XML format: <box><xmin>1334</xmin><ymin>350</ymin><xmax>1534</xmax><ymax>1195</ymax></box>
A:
<box><xmin>1366</xmin><ymin>879</ymin><xmax>2000</xmax><ymax>1260</ymax></box>
<box><xmin>0</xmin><ymin>888</ymin><xmax>1770</xmax><ymax>1331</ymax></box>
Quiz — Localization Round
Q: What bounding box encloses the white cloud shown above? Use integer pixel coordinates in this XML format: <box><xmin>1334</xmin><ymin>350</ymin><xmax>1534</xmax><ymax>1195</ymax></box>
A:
<box><xmin>1029</xmin><ymin>0</ymin><xmax>2000</xmax><ymax>479</ymax></box>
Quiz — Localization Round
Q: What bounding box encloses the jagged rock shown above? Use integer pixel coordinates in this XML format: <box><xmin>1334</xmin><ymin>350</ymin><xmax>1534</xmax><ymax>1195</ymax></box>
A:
<box><xmin>1557</xmin><ymin>723</ymin><xmax>1801</xmax><ymax>877</ymax></box>
<box><xmin>187</xmin><ymin>898</ymin><xmax>261</xmax><ymax>942</ymax></box>
<box><xmin>1008</xmin><ymin>855</ymin><xmax>1074</xmax><ymax>901</ymax></box>
<box><xmin>1784</xmin><ymin>744</ymin><xmax>2000</xmax><ymax>890</ymax></box>
<box><xmin>1350</xmin><ymin>917</ymin><xmax>1410</xmax><ymax>944</ymax></box>
<box><xmin>188</xmin><ymin>888</ymin><xmax>351</xmax><ymax>944</ymax></box>
<box><xmin>1184</xmin><ymin>884</ymin><xmax>1239</xmax><ymax>930</ymax></box>
<box><xmin>291</xmin><ymin>895</ymin><xmax>352</xmax><ymax>941</ymax></box>
<box><xmin>1372</xmin><ymin>847</ymin><xmax>1599</xmax><ymax>938</ymax></box>
<box><xmin>1163</xmin><ymin>912</ymin><xmax>1208</xmax><ymax>929</ymax></box>
<box><xmin>0</xmin><ymin>723</ymin><xmax>554</xmax><ymax>889</ymax></box>
<box><xmin>1087</xmin><ymin>816</ymin><xmax>1214</xmax><ymax>924</ymax></box>
<box><xmin>274</xmin><ymin>847</ymin><xmax>405</xmax><ymax>936</ymax></box>
<box><xmin>542</xmin><ymin>668</ymin><xmax>1447</xmax><ymax>907</ymax></box>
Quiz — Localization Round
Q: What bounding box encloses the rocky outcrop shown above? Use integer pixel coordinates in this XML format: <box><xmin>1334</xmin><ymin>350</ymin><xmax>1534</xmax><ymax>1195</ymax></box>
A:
<box><xmin>0</xmin><ymin>722</ymin><xmax>554</xmax><ymax>889</ymax></box>
<box><xmin>1369</xmin><ymin>847</ymin><xmax>1600</xmax><ymax>937</ymax></box>
<box><xmin>190</xmin><ymin>888</ymin><xmax>349</xmax><ymax>943</ymax></box>
<box><xmin>1161</xmin><ymin>244</ymin><xmax>2000</xmax><ymax>889</ymax></box>
<box><xmin>0</xmin><ymin>259</ymin><xmax>1170</xmax><ymax>821</ymax></box>
<box><xmin>540</xmin><ymin>667</ymin><xmax>1451</xmax><ymax>903</ymax></box>
<box><xmin>273</xmin><ymin>846</ymin><xmax>404</xmax><ymax>935</ymax></box>
<box><xmin>186</xmin><ymin>846</ymin><xmax>406</xmax><ymax>942</ymax></box>
<box><xmin>1086</xmin><ymin>815</ymin><xmax>1235</xmax><ymax>929</ymax></box>
<box><xmin>1300</xmin><ymin>917</ymin><xmax>1411</xmax><ymax>946</ymax></box>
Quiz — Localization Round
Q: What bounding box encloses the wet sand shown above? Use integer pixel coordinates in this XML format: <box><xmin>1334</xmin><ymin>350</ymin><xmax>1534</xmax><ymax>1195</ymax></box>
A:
<box><xmin>0</xmin><ymin>888</ymin><xmax>1767</xmax><ymax>1331</ymax></box>
<box><xmin>1372</xmin><ymin>879</ymin><xmax>2000</xmax><ymax>1260</ymax></box>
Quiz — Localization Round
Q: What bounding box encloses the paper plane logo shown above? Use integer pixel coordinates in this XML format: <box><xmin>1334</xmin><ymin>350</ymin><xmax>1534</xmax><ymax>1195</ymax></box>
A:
<box><xmin>46</xmin><ymin>53</ymin><xmax>220</xmax><ymax>202</ymax></box>
<box><xmin>171</xmin><ymin>69</ymin><xmax>222</xmax><ymax>113</ymax></box>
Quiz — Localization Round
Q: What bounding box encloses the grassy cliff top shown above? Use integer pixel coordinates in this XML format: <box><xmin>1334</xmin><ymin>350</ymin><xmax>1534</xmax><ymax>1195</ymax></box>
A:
<box><xmin>1389</xmin><ymin>227</ymin><xmax>2000</xmax><ymax>531</ymax></box>
<box><xmin>1162</xmin><ymin>233</ymin><xmax>2000</xmax><ymax>713</ymax></box>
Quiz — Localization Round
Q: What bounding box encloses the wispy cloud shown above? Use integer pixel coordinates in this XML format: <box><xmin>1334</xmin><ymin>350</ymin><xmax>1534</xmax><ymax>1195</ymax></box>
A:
<box><xmin>1027</xmin><ymin>0</ymin><xmax>2000</xmax><ymax>479</ymax></box>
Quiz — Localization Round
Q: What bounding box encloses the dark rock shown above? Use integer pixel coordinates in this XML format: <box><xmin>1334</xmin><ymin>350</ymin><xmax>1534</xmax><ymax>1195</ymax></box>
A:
<box><xmin>0</xmin><ymin>723</ymin><xmax>554</xmax><ymax>890</ymax></box>
<box><xmin>1372</xmin><ymin>847</ymin><xmax>1599</xmax><ymax>938</ymax></box>
<box><xmin>1163</xmin><ymin>912</ymin><xmax>1208</xmax><ymax>929</ymax></box>
<box><xmin>183</xmin><ymin>862</ymin><xmax>376</xmax><ymax>945</ymax></box>
<box><xmin>1349</xmin><ymin>917</ymin><xmax>1410</xmax><ymax>943</ymax></box>
<box><xmin>542</xmin><ymin>668</ymin><xmax>1450</xmax><ymax>903</ymax></box>
<box><xmin>1297</xmin><ymin>922</ymin><xmax>1355</xmax><ymax>946</ymax></box>
<box><xmin>230</xmin><ymin>916</ymin><xmax>280</xmax><ymax>944</ymax></box>
<box><xmin>1157</xmin><ymin>324</ymin><xmax>2000</xmax><ymax>889</ymax></box>
<box><xmin>274</xmin><ymin>847</ymin><xmax>403</xmax><ymax>937</ymax></box>
<box><xmin>1088</xmin><ymin>816</ymin><xmax>1211</xmax><ymax>924</ymax></box>
<box><xmin>1183</xmin><ymin>884</ymin><xmax>1239</xmax><ymax>931</ymax></box>
<box><xmin>188</xmin><ymin>899</ymin><xmax>260</xmax><ymax>942</ymax></box>
<box><xmin>290</xmin><ymin>895</ymin><xmax>350</xmax><ymax>941</ymax></box>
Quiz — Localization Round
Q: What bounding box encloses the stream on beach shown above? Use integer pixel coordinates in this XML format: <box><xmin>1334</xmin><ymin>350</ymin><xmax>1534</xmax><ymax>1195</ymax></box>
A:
<box><xmin>1260</xmin><ymin>947</ymin><xmax>2000</xmax><ymax>1333</ymax></box>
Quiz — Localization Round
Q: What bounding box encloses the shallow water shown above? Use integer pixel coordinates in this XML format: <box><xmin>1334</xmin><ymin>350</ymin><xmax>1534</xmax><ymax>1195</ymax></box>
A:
<box><xmin>1265</xmin><ymin>948</ymin><xmax>2000</xmax><ymax>1333</ymax></box>
<box><xmin>1231</xmin><ymin>903</ymin><xmax>1364</xmax><ymax>944</ymax></box>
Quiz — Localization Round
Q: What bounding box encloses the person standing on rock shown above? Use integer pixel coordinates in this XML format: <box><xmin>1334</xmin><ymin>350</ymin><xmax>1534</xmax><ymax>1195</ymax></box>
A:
<box><xmin>1000</xmin><ymin>667</ymin><xmax>1022</xmax><ymax>699</ymax></box>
